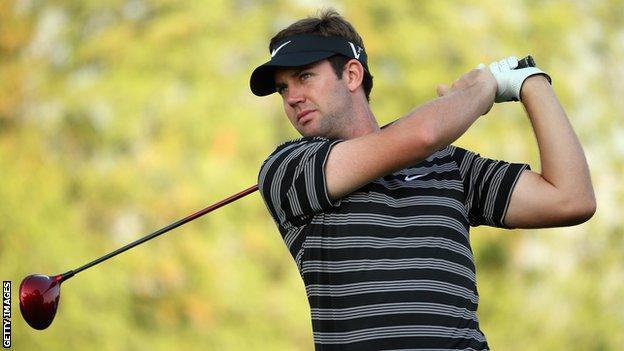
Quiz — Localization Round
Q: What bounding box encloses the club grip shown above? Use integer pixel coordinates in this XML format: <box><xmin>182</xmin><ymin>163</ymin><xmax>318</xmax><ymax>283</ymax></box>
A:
<box><xmin>516</xmin><ymin>55</ymin><xmax>536</xmax><ymax>69</ymax></box>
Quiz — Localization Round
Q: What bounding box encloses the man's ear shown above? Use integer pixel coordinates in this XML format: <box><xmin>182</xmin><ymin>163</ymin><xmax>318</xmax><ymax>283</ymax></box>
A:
<box><xmin>344</xmin><ymin>59</ymin><xmax>364</xmax><ymax>93</ymax></box>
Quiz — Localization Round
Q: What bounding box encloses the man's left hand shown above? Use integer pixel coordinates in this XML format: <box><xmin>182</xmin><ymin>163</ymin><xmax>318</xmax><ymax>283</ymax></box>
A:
<box><xmin>487</xmin><ymin>56</ymin><xmax>551</xmax><ymax>103</ymax></box>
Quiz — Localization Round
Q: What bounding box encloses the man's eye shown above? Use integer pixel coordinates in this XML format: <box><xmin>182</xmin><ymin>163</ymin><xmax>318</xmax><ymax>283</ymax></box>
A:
<box><xmin>276</xmin><ymin>86</ymin><xmax>287</xmax><ymax>95</ymax></box>
<box><xmin>300</xmin><ymin>73</ymin><xmax>312</xmax><ymax>80</ymax></box>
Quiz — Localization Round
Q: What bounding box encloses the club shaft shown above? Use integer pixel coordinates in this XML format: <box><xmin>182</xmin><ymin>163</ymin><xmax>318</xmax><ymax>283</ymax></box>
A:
<box><xmin>70</xmin><ymin>184</ymin><xmax>259</xmax><ymax>276</ymax></box>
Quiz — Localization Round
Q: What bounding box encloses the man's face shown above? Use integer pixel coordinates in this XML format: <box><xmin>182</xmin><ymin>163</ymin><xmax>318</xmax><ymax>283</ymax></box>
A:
<box><xmin>274</xmin><ymin>60</ymin><xmax>353</xmax><ymax>139</ymax></box>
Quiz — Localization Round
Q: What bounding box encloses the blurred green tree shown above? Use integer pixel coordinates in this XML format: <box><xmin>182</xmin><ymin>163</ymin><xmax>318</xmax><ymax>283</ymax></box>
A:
<box><xmin>2</xmin><ymin>0</ymin><xmax>622</xmax><ymax>350</ymax></box>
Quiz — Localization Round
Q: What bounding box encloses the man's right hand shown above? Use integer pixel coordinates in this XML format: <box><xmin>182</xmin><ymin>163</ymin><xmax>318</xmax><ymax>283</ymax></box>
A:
<box><xmin>436</xmin><ymin>67</ymin><xmax>497</xmax><ymax>116</ymax></box>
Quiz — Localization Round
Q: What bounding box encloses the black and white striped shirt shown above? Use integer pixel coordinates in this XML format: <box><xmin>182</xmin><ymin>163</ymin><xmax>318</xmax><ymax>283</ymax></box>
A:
<box><xmin>258</xmin><ymin>137</ymin><xmax>529</xmax><ymax>350</ymax></box>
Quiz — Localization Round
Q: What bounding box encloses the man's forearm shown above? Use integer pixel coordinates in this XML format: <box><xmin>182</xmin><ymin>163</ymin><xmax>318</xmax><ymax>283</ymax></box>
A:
<box><xmin>394</xmin><ymin>74</ymin><xmax>495</xmax><ymax>155</ymax></box>
<box><xmin>521</xmin><ymin>76</ymin><xmax>596</xmax><ymax>210</ymax></box>
<box><xmin>325</xmin><ymin>71</ymin><xmax>495</xmax><ymax>200</ymax></box>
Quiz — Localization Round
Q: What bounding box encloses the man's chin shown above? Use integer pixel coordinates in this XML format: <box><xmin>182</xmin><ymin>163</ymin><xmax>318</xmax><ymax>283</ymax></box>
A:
<box><xmin>297</xmin><ymin>120</ymin><xmax>337</xmax><ymax>139</ymax></box>
<box><xmin>298</xmin><ymin>122</ymin><xmax>321</xmax><ymax>138</ymax></box>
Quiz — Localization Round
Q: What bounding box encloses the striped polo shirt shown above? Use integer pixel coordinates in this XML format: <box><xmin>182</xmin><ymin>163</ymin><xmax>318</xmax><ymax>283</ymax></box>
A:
<box><xmin>258</xmin><ymin>137</ymin><xmax>529</xmax><ymax>350</ymax></box>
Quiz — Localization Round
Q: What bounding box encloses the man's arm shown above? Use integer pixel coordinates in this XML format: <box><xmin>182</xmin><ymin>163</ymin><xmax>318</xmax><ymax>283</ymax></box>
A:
<box><xmin>504</xmin><ymin>76</ymin><xmax>596</xmax><ymax>228</ymax></box>
<box><xmin>325</xmin><ymin>68</ymin><xmax>496</xmax><ymax>200</ymax></box>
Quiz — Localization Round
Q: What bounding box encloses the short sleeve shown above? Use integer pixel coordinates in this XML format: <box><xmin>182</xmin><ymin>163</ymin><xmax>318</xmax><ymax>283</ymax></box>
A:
<box><xmin>258</xmin><ymin>137</ymin><xmax>342</xmax><ymax>228</ymax></box>
<box><xmin>448</xmin><ymin>145</ymin><xmax>531</xmax><ymax>228</ymax></box>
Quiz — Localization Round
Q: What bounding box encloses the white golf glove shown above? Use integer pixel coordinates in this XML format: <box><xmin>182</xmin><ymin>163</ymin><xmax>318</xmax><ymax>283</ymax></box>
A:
<box><xmin>486</xmin><ymin>56</ymin><xmax>551</xmax><ymax>102</ymax></box>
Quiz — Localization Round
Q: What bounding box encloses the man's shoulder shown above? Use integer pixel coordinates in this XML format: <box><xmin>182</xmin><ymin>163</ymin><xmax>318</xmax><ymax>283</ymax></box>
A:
<box><xmin>272</xmin><ymin>136</ymin><xmax>331</xmax><ymax>153</ymax></box>
<box><xmin>263</xmin><ymin>136</ymin><xmax>337</xmax><ymax>164</ymax></box>
<box><xmin>421</xmin><ymin>144</ymin><xmax>458</xmax><ymax>162</ymax></box>
<box><xmin>440</xmin><ymin>144</ymin><xmax>476</xmax><ymax>161</ymax></box>
<box><xmin>258</xmin><ymin>136</ymin><xmax>338</xmax><ymax>182</ymax></box>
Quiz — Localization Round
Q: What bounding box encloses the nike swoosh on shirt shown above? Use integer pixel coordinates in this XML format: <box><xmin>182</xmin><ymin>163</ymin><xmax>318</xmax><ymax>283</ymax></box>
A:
<box><xmin>271</xmin><ymin>40</ymin><xmax>292</xmax><ymax>57</ymax></box>
<box><xmin>405</xmin><ymin>174</ymin><xmax>427</xmax><ymax>181</ymax></box>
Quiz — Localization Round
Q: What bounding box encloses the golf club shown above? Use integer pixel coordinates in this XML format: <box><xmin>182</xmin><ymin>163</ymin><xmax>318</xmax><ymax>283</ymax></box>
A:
<box><xmin>19</xmin><ymin>184</ymin><xmax>258</xmax><ymax>330</ymax></box>
<box><xmin>517</xmin><ymin>55</ymin><xmax>535</xmax><ymax>69</ymax></box>
<box><xmin>19</xmin><ymin>55</ymin><xmax>537</xmax><ymax>331</ymax></box>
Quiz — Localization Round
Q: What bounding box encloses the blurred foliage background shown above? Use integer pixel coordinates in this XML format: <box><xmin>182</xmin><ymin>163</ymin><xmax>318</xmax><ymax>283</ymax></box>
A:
<box><xmin>2</xmin><ymin>0</ymin><xmax>622</xmax><ymax>350</ymax></box>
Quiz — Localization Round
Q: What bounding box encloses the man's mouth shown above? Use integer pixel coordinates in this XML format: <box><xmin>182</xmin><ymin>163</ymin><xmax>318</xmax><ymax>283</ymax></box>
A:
<box><xmin>297</xmin><ymin>109</ymin><xmax>316</xmax><ymax>123</ymax></box>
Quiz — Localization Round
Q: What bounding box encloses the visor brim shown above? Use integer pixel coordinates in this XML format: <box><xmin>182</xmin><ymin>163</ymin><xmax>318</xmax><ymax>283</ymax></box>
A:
<box><xmin>249</xmin><ymin>51</ymin><xmax>335</xmax><ymax>96</ymax></box>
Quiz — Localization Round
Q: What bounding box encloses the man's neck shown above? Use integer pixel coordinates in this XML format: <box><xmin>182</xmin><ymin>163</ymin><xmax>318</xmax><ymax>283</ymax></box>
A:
<box><xmin>341</xmin><ymin>100</ymin><xmax>379</xmax><ymax>140</ymax></box>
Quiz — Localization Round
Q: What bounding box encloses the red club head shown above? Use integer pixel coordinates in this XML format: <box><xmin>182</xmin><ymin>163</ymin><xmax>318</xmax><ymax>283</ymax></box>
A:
<box><xmin>19</xmin><ymin>274</ymin><xmax>63</xmax><ymax>330</ymax></box>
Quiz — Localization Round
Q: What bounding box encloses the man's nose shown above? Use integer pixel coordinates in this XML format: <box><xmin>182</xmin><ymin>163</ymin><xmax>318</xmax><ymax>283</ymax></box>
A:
<box><xmin>285</xmin><ymin>84</ymin><xmax>305</xmax><ymax>106</ymax></box>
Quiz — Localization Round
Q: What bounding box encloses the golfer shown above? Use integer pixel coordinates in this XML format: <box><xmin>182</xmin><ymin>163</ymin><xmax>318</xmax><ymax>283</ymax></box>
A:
<box><xmin>251</xmin><ymin>10</ymin><xmax>595</xmax><ymax>350</ymax></box>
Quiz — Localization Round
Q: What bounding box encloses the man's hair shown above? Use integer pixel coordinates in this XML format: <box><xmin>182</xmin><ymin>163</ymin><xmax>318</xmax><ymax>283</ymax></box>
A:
<box><xmin>270</xmin><ymin>9</ymin><xmax>374</xmax><ymax>101</ymax></box>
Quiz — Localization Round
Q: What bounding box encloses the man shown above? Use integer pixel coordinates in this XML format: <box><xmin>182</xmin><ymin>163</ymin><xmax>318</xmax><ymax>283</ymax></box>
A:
<box><xmin>250</xmin><ymin>10</ymin><xmax>595</xmax><ymax>350</ymax></box>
